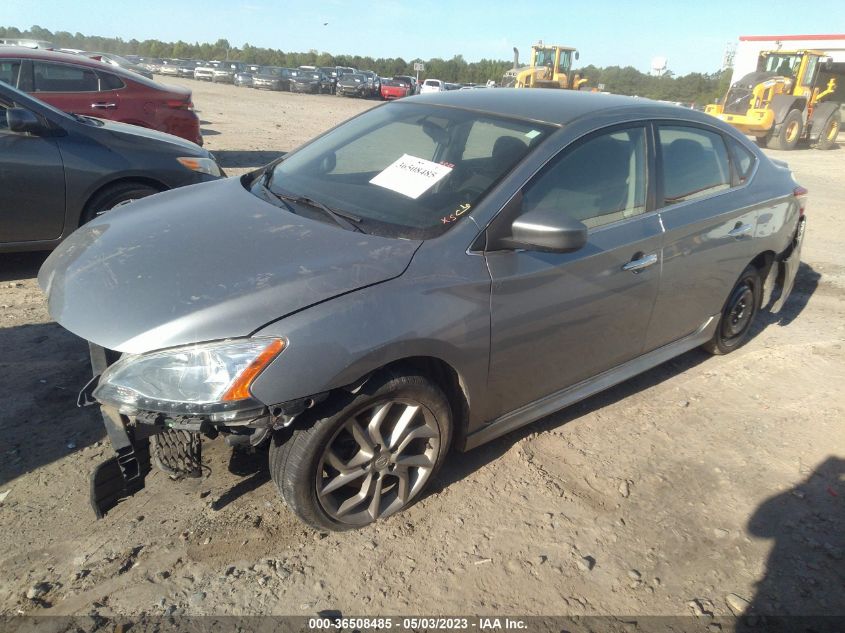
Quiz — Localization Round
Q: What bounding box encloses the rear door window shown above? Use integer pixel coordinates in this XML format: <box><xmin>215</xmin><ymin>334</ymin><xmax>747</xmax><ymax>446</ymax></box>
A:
<box><xmin>658</xmin><ymin>126</ymin><xmax>731</xmax><ymax>204</ymax></box>
<box><xmin>0</xmin><ymin>60</ymin><xmax>21</xmax><ymax>88</ymax></box>
<box><xmin>33</xmin><ymin>62</ymin><xmax>99</xmax><ymax>92</ymax></box>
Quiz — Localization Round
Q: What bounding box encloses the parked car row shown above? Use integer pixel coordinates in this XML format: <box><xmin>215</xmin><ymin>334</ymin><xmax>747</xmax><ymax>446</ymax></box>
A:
<box><xmin>139</xmin><ymin>57</ymin><xmax>423</xmax><ymax>100</ymax></box>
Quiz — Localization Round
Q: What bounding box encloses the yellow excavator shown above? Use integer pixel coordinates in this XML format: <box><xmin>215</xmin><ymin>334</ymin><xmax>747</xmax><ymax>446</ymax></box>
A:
<box><xmin>503</xmin><ymin>43</ymin><xmax>588</xmax><ymax>90</ymax></box>
<box><xmin>705</xmin><ymin>49</ymin><xmax>840</xmax><ymax>150</ymax></box>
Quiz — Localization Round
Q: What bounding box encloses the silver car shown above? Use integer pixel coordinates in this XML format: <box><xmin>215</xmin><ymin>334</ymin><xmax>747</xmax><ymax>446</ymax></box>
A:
<box><xmin>39</xmin><ymin>90</ymin><xmax>805</xmax><ymax>531</ymax></box>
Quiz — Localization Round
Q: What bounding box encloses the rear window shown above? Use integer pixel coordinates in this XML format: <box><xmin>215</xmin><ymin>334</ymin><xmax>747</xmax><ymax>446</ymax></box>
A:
<box><xmin>99</xmin><ymin>72</ymin><xmax>125</xmax><ymax>90</ymax></box>
<box><xmin>658</xmin><ymin>126</ymin><xmax>731</xmax><ymax>204</ymax></box>
<box><xmin>424</xmin><ymin>80</ymin><xmax>440</xmax><ymax>86</ymax></box>
<box><xmin>0</xmin><ymin>60</ymin><xmax>21</xmax><ymax>88</ymax></box>
<box><xmin>33</xmin><ymin>62</ymin><xmax>99</xmax><ymax>92</ymax></box>
<box><xmin>726</xmin><ymin>136</ymin><xmax>756</xmax><ymax>183</ymax></box>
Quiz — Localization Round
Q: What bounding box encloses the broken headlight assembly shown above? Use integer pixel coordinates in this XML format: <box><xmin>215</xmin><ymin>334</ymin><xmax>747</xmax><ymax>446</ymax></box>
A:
<box><xmin>92</xmin><ymin>338</ymin><xmax>285</xmax><ymax>420</ymax></box>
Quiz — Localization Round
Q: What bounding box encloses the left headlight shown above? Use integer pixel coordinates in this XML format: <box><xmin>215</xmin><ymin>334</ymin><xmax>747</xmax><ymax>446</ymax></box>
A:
<box><xmin>93</xmin><ymin>338</ymin><xmax>285</xmax><ymax>416</ymax></box>
<box><xmin>177</xmin><ymin>156</ymin><xmax>222</xmax><ymax>177</ymax></box>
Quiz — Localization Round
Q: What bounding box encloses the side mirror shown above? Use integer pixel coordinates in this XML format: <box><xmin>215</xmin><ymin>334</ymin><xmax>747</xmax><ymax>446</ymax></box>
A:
<box><xmin>822</xmin><ymin>56</ymin><xmax>833</xmax><ymax>71</ymax></box>
<box><xmin>510</xmin><ymin>208</ymin><xmax>588</xmax><ymax>253</ymax></box>
<box><xmin>574</xmin><ymin>51</ymin><xmax>580</xmax><ymax>61</ymax></box>
<box><xmin>7</xmin><ymin>108</ymin><xmax>45</xmax><ymax>135</ymax></box>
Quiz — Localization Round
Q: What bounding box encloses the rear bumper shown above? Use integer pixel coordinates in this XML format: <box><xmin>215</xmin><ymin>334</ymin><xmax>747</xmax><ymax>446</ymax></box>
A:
<box><xmin>771</xmin><ymin>216</ymin><xmax>806</xmax><ymax>313</ymax></box>
<box><xmin>158</xmin><ymin>109</ymin><xmax>203</xmax><ymax>146</ymax></box>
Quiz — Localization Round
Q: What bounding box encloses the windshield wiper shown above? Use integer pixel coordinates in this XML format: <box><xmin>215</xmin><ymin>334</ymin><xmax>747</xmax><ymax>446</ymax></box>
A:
<box><xmin>273</xmin><ymin>192</ymin><xmax>364</xmax><ymax>233</ymax></box>
<box><xmin>256</xmin><ymin>171</ymin><xmax>363</xmax><ymax>232</ymax></box>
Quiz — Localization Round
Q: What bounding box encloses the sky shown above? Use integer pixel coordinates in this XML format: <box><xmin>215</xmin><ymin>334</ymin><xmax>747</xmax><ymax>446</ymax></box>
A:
<box><xmin>1</xmin><ymin>0</ymin><xmax>837</xmax><ymax>75</ymax></box>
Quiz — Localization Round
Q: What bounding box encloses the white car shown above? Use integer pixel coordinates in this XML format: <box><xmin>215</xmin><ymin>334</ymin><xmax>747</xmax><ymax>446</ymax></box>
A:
<box><xmin>420</xmin><ymin>78</ymin><xmax>445</xmax><ymax>93</ymax></box>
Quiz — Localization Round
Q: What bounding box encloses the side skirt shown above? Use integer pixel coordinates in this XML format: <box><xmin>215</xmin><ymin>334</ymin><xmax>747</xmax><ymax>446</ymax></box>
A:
<box><xmin>463</xmin><ymin>315</ymin><xmax>719</xmax><ymax>451</ymax></box>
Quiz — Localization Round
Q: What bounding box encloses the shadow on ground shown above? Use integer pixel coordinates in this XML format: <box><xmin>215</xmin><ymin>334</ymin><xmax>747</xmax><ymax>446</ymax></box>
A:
<box><xmin>737</xmin><ymin>456</ymin><xmax>845</xmax><ymax>627</ymax></box>
<box><xmin>0</xmin><ymin>322</ymin><xmax>103</xmax><ymax>487</ymax></box>
<box><xmin>0</xmin><ymin>251</ymin><xmax>50</xmax><ymax>283</ymax></box>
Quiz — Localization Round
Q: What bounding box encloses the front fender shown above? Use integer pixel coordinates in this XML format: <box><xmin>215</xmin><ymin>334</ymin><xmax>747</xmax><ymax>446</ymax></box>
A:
<box><xmin>248</xmin><ymin>247</ymin><xmax>492</xmax><ymax>432</ymax></box>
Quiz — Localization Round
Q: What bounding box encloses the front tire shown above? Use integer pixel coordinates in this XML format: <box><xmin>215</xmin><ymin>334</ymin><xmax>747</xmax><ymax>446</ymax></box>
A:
<box><xmin>812</xmin><ymin>111</ymin><xmax>840</xmax><ymax>150</ymax></box>
<box><xmin>702</xmin><ymin>264</ymin><xmax>762</xmax><ymax>355</ymax></box>
<box><xmin>270</xmin><ymin>371</ymin><xmax>453</xmax><ymax>531</ymax></box>
<box><xmin>81</xmin><ymin>182</ymin><xmax>160</xmax><ymax>225</ymax></box>
<box><xmin>767</xmin><ymin>109</ymin><xmax>803</xmax><ymax>151</ymax></box>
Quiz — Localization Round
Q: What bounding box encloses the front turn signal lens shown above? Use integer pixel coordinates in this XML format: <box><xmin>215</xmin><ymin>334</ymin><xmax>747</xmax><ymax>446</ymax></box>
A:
<box><xmin>222</xmin><ymin>339</ymin><xmax>286</xmax><ymax>401</ymax></box>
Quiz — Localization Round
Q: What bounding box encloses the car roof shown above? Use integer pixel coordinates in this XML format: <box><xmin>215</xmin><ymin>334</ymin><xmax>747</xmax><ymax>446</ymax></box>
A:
<box><xmin>0</xmin><ymin>46</ymin><xmax>139</xmax><ymax>76</ymax></box>
<box><xmin>408</xmin><ymin>89</ymin><xmax>711</xmax><ymax>126</ymax></box>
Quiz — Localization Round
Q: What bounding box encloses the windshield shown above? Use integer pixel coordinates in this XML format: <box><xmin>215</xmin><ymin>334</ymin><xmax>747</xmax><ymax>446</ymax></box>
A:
<box><xmin>259</xmin><ymin>102</ymin><xmax>554</xmax><ymax>239</ymax></box>
<box><xmin>759</xmin><ymin>53</ymin><xmax>802</xmax><ymax>76</ymax></box>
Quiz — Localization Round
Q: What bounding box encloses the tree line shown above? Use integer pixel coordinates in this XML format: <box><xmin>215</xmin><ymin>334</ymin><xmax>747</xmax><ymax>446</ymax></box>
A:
<box><xmin>2</xmin><ymin>25</ymin><xmax>730</xmax><ymax>103</ymax></box>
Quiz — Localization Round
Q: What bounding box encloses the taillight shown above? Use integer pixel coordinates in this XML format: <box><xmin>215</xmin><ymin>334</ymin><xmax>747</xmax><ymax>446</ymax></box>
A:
<box><xmin>164</xmin><ymin>99</ymin><xmax>192</xmax><ymax>110</ymax></box>
<box><xmin>793</xmin><ymin>185</ymin><xmax>808</xmax><ymax>217</ymax></box>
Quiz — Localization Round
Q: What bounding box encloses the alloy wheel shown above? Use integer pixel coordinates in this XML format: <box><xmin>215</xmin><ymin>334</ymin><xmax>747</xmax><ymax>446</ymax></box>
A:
<box><xmin>315</xmin><ymin>399</ymin><xmax>440</xmax><ymax>526</ymax></box>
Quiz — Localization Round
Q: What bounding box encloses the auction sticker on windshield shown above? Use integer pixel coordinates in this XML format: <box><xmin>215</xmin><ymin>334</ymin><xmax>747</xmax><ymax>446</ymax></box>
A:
<box><xmin>370</xmin><ymin>154</ymin><xmax>453</xmax><ymax>199</ymax></box>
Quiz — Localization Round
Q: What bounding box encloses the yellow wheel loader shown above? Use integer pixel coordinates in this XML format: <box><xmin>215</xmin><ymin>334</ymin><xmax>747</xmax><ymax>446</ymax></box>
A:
<box><xmin>504</xmin><ymin>43</ymin><xmax>588</xmax><ymax>90</ymax></box>
<box><xmin>705</xmin><ymin>49</ymin><xmax>840</xmax><ymax>150</ymax></box>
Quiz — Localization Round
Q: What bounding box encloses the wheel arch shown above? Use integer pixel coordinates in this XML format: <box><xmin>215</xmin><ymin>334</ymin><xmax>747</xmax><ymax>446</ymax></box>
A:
<box><xmin>770</xmin><ymin>94</ymin><xmax>807</xmax><ymax>125</ymax></box>
<box><xmin>79</xmin><ymin>176</ymin><xmax>168</xmax><ymax>227</ymax></box>
<box><xmin>375</xmin><ymin>355</ymin><xmax>471</xmax><ymax>451</ymax></box>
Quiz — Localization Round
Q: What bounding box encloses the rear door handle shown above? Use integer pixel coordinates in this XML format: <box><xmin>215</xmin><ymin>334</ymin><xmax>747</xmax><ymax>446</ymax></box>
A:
<box><xmin>91</xmin><ymin>102</ymin><xmax>117</xmax><ymax>109</ymax></box>
<box><xmin>728</xmin><ymin>223</ymin><xmax>753</xmax><ymax>238</ymax></box>
<box><xmin>622</xmin><ymin>252</ymin><xmax>658</xmax><ymax>273</ymax></box>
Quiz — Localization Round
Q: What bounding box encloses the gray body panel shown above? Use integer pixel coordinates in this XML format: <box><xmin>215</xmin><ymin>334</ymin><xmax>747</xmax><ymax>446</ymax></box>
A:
<box><xmin>484</xmin><ymin>214</ymin><xmax>663</xmax><ymax>421</ymax></box>
<box><xmin>38</xmin><ymin>177</ymin><xmax>421</xmax><ymax>353</ymax></box>
<box><xmin>39</xmin><ymin>90</ymin><xmax>803</xmax><ymax>448</ymax></box>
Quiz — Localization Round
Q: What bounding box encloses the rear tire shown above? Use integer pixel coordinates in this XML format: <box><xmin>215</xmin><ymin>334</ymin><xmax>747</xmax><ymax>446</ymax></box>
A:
<box><xmin>702</xmin><ymin>265</ymin><xmax>762</xmax><ymax>355</ymax></box>
<box><xmin>767</xmin><ymin>109</ymin><xmax>803</xmax><ymax>151</ymax></box>
<box><xmin>81</xmin><ymin>182</ymin><xmax>160</xmax><ymax>225</ymax></box>
<box><xmin>812</xmin><ymin>111</ymin><xmax>840</xmax><ymax>150</ymax></box>
<box><xmin>269</xmin><ymin>371</ymin><xmax>453</xmax><ymax>531</ymax></box>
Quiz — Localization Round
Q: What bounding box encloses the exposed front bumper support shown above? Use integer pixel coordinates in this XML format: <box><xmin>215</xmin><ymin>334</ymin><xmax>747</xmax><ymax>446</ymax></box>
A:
<box><xmin>90</xmin><ymin>405</ymin><xmax>151</xmax><ymax>518</ymax></box>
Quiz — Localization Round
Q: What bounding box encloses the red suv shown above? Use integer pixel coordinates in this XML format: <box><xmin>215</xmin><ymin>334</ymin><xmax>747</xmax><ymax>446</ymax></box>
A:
<box><xmin>0</xmin><ymin>48</ymin><xmax>202</xmax><ymax>145</ymax></box>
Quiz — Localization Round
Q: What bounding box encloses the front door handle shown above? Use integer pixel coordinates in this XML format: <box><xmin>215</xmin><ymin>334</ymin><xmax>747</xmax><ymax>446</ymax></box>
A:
<box><xmin>728</xmin><ymin>223</ymin><xmax>753</xmax><ymax>238</ymax></box>
<box><xmin>91</xmin><ymin>102</ymin><xmax>117</xmax><ymax>110</ymax></box>
<box><xmin>622</xmin><ymin>252</ymin><xmax>658</xmax><ymax>273</ymax></box>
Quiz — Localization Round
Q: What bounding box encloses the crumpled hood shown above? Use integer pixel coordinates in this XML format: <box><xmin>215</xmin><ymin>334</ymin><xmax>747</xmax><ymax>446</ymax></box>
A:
<box><xmin>39</xmin><ymin>177</ymin><xmax>421</xmax><ymax>354</ymax></box>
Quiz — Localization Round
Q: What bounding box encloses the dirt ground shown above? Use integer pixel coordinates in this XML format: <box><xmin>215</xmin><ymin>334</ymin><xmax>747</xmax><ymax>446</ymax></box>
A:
<box><xmin>0</xmin><ymin>78</ymin><xmax>843</xmax><ymax>621</ymax></box>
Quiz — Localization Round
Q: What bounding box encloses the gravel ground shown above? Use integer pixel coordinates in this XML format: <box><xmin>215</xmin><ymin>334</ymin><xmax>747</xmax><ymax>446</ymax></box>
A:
<box><xmin>0</xmin><ymin>78</ymin><xmax>843</xmax><ymax>620</ymax></box>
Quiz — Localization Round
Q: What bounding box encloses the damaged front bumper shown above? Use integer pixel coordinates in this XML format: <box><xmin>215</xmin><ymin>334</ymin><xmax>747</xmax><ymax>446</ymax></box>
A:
<box><xmin>82</xmin><ymin>342</ymin><xmax>324</xmax><ymax>518</ymax></box>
